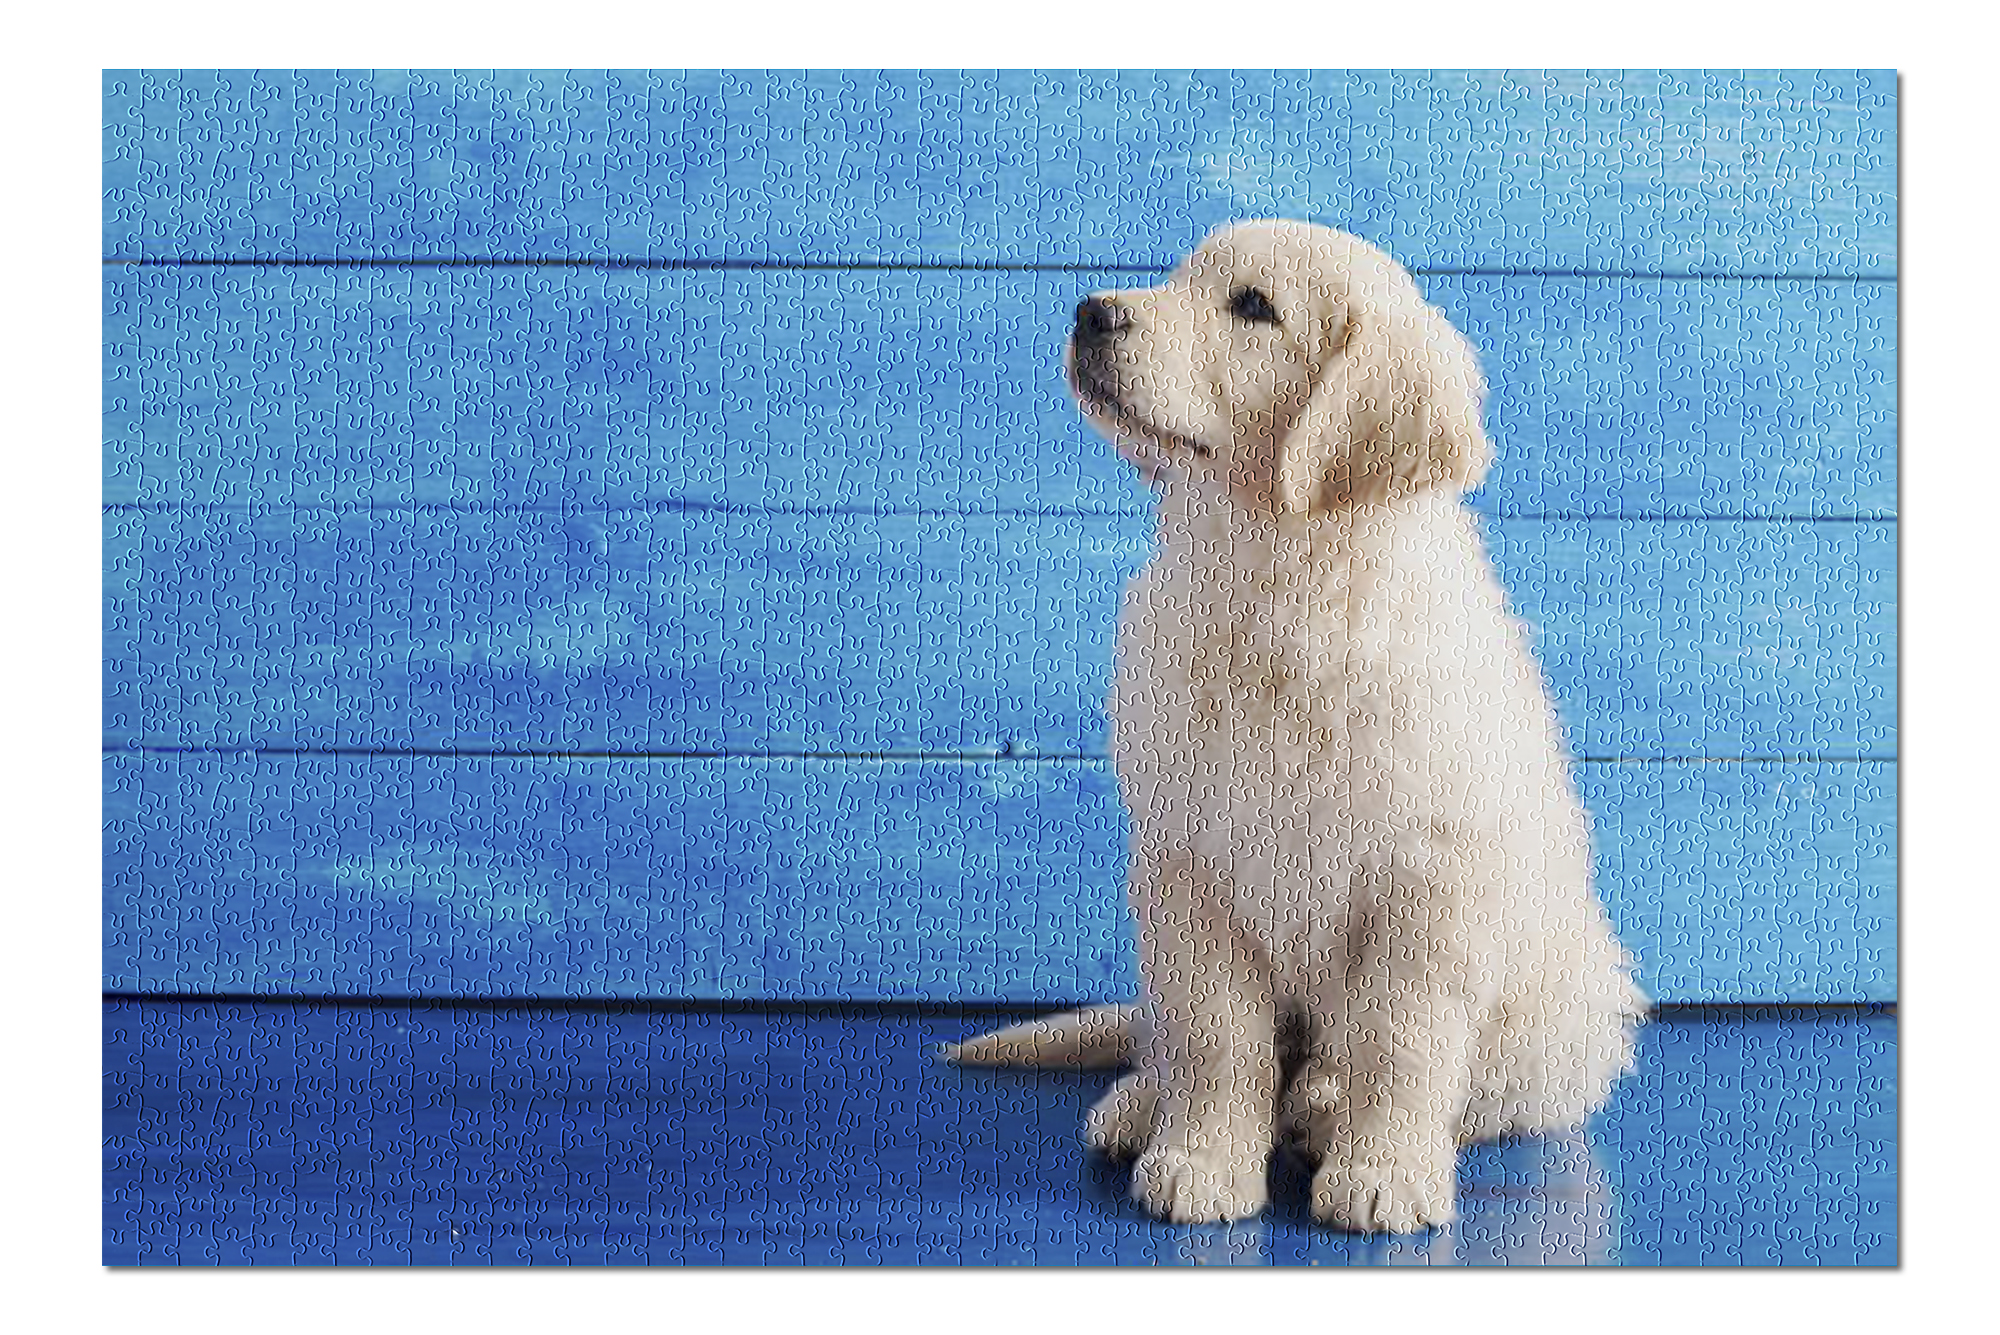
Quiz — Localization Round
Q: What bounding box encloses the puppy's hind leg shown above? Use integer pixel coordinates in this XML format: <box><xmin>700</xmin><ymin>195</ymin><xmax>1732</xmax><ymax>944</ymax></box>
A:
<box><xmin>1111</xmin><ymin>839</ymin><xmax>1279</xmax><ymax>1224</ymax></box>
<box><xmin>1083</xmin><ymin>1071</ymin><xmax>1161</xmax><ymax>1159</ymax></box>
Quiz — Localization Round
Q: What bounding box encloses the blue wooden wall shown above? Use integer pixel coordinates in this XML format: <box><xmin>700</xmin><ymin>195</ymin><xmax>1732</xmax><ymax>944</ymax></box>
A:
<box><xmin>102</xmin><ymin>70</ymin><xmax>1896</xmax><ymax>1004</ymax></box>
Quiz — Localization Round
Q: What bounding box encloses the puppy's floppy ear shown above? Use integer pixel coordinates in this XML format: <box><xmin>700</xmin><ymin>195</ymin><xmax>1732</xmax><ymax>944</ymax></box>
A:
<box><xmin>1278</xmin><ymin>292</ymin><xmax>1492</xmax><ymax>513</ymax></box>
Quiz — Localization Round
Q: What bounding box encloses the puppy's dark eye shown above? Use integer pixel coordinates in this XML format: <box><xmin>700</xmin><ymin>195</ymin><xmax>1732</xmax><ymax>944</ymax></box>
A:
<box><xmin>1228</xmin><ymin>286</ymin><xmax>1280</xmax><ymax>325</ymax></box>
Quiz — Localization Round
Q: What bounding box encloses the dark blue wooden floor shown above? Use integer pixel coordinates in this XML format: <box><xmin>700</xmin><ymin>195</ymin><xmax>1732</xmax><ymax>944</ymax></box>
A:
<box><xmin>103</xmin><ymin>1001</ymin><xmax>1895</xmax><ymax>1266</ymax></box>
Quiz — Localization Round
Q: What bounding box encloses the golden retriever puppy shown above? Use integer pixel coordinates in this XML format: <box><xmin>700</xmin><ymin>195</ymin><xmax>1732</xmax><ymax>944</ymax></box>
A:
<box><xmin>947</xmin><ymin>221</ymin><xmax>1644</xmax><ymax>1233</ymax></box>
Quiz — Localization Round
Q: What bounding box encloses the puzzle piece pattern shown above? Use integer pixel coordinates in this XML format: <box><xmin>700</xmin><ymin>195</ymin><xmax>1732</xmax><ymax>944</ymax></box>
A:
<box><xmin>102</xmin><ymin>70</ymin><xmax>1896</xmax><ymax>1263</ymax></box>
<box><xmin>103</xmin><ymin>1000</ymin><xmax>1895</xmax><ymax>1264</ymax></box>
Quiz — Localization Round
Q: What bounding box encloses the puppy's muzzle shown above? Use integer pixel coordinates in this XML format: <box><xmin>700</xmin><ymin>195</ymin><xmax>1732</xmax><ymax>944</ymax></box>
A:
<box><xmin>1073</xmin><ymin>295</ymin><xmax>1130</xmax><ymax>348</ymax></box>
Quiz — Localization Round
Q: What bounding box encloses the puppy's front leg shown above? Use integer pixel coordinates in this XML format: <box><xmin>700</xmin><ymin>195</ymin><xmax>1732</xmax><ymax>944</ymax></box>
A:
<box><xmin>1115</xmin><ymin>839</ymin><xmax>1277</xmax><ymax>1224</ymax></box>
<box><xmin>1295</xmin><ymin>845</ymin><xmax>1494</xmax><ymax>1234</ymax></box>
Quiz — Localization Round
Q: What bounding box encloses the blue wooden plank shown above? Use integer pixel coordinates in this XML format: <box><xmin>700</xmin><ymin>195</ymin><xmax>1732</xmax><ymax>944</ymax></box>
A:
<box><xmin>102</xmin><ymin>264</ymin><xmax>1896</xmax><ymax>516</ymax></box>
<box><xmin>105</xmin><ymin>510</ymin><xmax>1894</xmax><ymax>758</ymax></box>
<box><xmin>103</xmin><ymin>752</ymin><xmax>1895</xmax><ymax>1003</ymax></box>
<box><xmin>103</xmin><ymin>1001</ymin><xmax>1896</xmax><ymax>1264</ymax></box>
<box><xmin>1488</xmin><ymin>519</ymin><xmax>1896</xmax><ymax>759</ymax></box>
<box><xmin>1582</xmin><ymin>762</ymin><xmax>1897</xmax><ymax>1002</ymax></box>
<box><xmin>101</xmin><ymin>752</ymin><xmax>1130</xmax><ymax>1002</ymax></box>
<box><xmin>102</xmin><ymin>70</ymin><xmax>1896</xmax><ymax>276</ymax></box>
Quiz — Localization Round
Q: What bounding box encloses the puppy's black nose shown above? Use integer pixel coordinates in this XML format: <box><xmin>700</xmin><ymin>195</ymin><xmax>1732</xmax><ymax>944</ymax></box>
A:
<box><xmin>1074</xmin><ymin>296</ymin><xmax>1131</xmax><ymax>347</ymax></box>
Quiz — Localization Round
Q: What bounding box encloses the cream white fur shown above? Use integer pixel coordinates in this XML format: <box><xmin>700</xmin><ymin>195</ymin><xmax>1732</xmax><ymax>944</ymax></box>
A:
<box><xmin>945</xmin><ymin>221</ymin><xmax>1643</xmax><ymax>1232</ymax></box>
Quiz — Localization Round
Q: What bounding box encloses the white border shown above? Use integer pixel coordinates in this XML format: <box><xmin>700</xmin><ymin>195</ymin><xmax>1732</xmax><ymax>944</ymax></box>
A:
<box><xmin>7</xmin><ymin>15</ymin><xmax>1988</xmax><ymax>1323</ymax></box>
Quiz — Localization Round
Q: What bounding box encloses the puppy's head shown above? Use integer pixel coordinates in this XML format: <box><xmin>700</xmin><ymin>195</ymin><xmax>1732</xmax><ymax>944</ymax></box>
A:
<box><xmin>1067</xmin><ymin>220</ymin><xmax>1490</xmax><ymax>514</ymax></box>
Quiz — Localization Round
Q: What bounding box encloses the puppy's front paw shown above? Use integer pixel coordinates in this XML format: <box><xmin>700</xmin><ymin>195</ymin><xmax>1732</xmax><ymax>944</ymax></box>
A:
<box><xmin>1310</xmin><ymin>1139</ymin><xmax>1458</xmax><ymax>1234</ymax></box>
<box><xmin>1130</xmin><ymin>1145</ymin><xmax>1268</xmax><ymax>1224</ymax></box>
<box><xmin>1083</xmin><ymin>1074</ymin><xmax>1160</xmax><ymax>1159</ymax></box>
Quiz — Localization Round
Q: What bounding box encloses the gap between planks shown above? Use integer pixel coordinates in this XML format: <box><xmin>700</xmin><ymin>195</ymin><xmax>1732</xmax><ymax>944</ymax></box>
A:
<box><xmin>109</xmin><ymin>746</ymin><xmax>1896</xmax><ymax>764</ymax></box>
<box><xmin>101</xmin><ymin>257</ymin><xmax>1900</xmax><ymax>285</ymax></box>
<box><xmin>100</xmin><ymin>503</ymin><xmax>1898</xmax><ymax>523</ymax></box>
<box><xmin>99</xmin><ymin>991</ymin><xmax>1895</xmax><ymax>1019</ymax></box>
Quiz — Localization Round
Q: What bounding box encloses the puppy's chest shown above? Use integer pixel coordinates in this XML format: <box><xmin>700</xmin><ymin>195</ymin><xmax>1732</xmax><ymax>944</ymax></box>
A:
<box><xmin>1116</xmin><ymin>551</ymin><xmax>1392</xmax><ymax>753</ymax></box>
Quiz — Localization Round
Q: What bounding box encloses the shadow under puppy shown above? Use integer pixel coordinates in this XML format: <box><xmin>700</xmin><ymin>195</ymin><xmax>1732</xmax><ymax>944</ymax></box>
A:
<box><xmin>946</xmin><ymin>220</ymin><xmax>1644</xmax><ymax>1233</ymax></box>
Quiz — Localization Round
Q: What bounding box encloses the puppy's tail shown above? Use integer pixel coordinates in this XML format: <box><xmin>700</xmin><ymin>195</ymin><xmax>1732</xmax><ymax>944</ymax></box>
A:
<box><xmin>938</xmin><ymin>1004</ymin><xmax>1140</xmax><ymax>1069</ymax></box>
